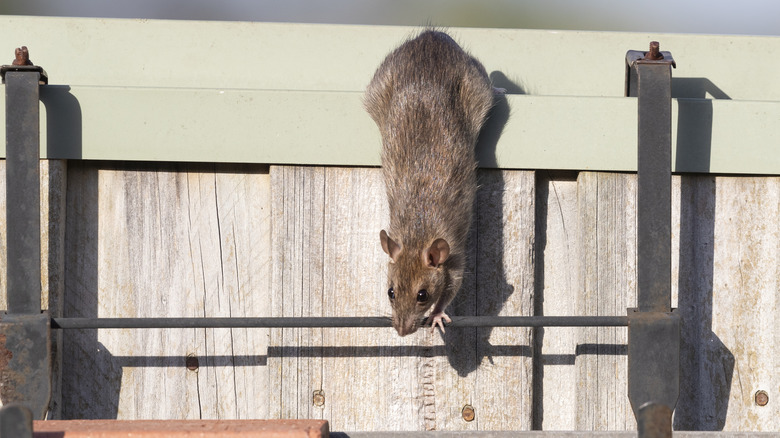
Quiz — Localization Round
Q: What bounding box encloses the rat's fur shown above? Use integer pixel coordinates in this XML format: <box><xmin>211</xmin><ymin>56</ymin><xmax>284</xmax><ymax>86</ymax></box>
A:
<box><xmin>364</xmin><ymin>30</ymin><xmax>493</xmax><ymax>336</ymax></box>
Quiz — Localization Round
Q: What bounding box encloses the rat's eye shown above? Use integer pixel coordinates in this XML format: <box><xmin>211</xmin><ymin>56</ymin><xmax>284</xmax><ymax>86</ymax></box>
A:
<box><xmin>388</xmin><ymin>287</ymin><xmax>395</xmax><ymax>300</ymax></box>
<box><xmin>417</xmin><ymin>289</ymin><xmax>429</xmax><ymax>303</ymax></box>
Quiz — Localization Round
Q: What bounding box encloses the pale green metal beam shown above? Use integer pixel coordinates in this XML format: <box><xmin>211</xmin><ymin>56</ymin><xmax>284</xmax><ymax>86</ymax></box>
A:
<box><xmin>1</xmin><ymin>87</ymin><xmax>777</xmax><ymax>174</ymax></box>
<box><xmin>1</xmin><ymin>16</ymin><xmax>779</xmax><ymax>101</ymax></box>
<box><xmin>0</xmin><ymin>17</ymin><xmax>778</xmax><ymax>174</ymax></box>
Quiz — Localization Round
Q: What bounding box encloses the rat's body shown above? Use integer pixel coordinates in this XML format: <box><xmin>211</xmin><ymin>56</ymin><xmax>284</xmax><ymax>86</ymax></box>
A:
<box><xmin>364</xmin><ymin>30</ymin><xmax>494</xmax><ymax>336</ymax></box>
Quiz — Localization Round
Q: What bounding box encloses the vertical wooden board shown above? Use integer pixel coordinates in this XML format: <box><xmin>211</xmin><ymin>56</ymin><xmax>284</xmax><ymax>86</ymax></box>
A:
<box><xmin>319</xmin><ymin>167</ymin><xmax>475</xmax><ymax>432</ymax></box>
<box><xmin>269</xmin><ymin>166</ymin><xmax>436</xmax><ymax>431</ymax></box>
<box><xmin>575</xmin><ymin>172</ymin><xmax>636</xmax><ymax>430</ymax></box>
<box><xmin>534</xmin><ymin>172</ymin><xmax>579</xmax><ymax>429</ymax></box>
<box><xmin>62</xmin><ymin>162</ymin><xmax>270</xmax><ymax>420</ymax></box>
<box><xmin>108</xmin><ymin>167</ymin><xmax>198</xmax><ymax>420</ymax></box>
<box><xmin>42</xmin><ymin>160</ymin><xmax>68</xmax><ymax>419</ymax></box>
<box><xmin>472</xmin><ymin>169</ymin><xmax>535</xmax><ymax>430</ymax></box>
<box><xmin>212</xmin><ymin>170</ymin><xmax>272</xmax><ymax>418</ymax></box>
<box><xmin>710</xmin><ymin>177</ymin><xmax>779</xmax><ymax>430</ymax></box>
<box><xmin>319</xmin><ymin>167</ymin><xmax>416</xmax><ymax>431</ymax></box>
<box><xmin>62</xmin><ymin>161</ymin><xmax>116</xmax><ymax>419</ymax></box>
<box><xmin>269</xmin><ymin>166</ymin><xmax>327</xmax><ymax>420</ymax></box>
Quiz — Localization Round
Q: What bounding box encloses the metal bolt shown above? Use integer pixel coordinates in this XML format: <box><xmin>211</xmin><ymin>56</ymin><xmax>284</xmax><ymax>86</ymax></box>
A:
<box><xmin>755</xmin><ymin>390</ymin><xmax>768</xmax><ymax>406</ymax></box>
<box><xmin>644</xmin><ymin>41</ymin><xmax>663</xmax><ymax>61</ymax></box>
<box><xmin>312</xmin><ymin>390</ymin><xmax>325</xmax><ymax>407</ymax></box>
<box><xmin>461</xmin><ymin>404</ymin><xmax>475</xmax><ymax>422</ymax></box>
<box><xmin>12</xmin><ymin>46</ymin><xmax>32</xmax><ymax>66</ymax></box>
<box><xmin>186</xmin><ymin>354</ymin><xmax>199</xmax><ymax>371</ymax></box>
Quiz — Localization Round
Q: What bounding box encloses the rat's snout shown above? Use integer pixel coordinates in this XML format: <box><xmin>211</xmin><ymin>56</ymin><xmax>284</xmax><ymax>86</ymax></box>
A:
<box><xmin>393</xmin><ymin>317</ymin><xmax>419</xmax><ymax>336</ymax></box>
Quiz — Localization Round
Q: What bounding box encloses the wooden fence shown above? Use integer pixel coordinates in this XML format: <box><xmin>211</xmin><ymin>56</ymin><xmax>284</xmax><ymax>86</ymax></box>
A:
<box><xmin>0</xmin><ymin>16</ymin><xmax>778</xmax><ymax>432</ymax></box>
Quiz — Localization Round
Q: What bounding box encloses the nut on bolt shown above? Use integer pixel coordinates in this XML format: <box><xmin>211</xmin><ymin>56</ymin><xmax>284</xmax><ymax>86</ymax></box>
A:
<box><xmin>312</xmin><ymin>390</ymin><xmax>325</xmax><ymax>407</ymax></box>
<box><xmin>461</xmin><ymin>404</ymin><xmax>475</xmax><ymax>422</ymax></box>
<box><xmin>755</xmin><ymin>390</ymin><xmax>768</xmax><ymax>406</ymax></box>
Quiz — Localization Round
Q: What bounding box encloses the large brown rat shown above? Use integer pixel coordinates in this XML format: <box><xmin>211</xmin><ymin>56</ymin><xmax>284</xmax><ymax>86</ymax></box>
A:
<box><xmin>364</xmin><ymin>30</ymin><xmax>495</xmax><ymax>336</ymax></box>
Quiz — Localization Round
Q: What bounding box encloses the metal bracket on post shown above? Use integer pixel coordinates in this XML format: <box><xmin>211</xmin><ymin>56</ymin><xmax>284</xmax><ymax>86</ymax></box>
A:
<box><xmin>625</xmin><ymin>42</ymin><xmax>680</xmax><ymax>438</ymax></box>
<box><xmin>0</xmin><ymin>47</ymin><xmax>51</xmax><ymax>423</ymax></box>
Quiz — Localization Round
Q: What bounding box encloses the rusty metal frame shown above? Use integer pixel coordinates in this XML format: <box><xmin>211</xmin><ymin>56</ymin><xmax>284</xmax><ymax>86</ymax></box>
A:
<box><xmin>0</xmin><ymin>47</ymin><xmax>51</xmax><ymax>429</ymax></box>
<box><xmin>625</xmin><ymin>42</ymin><xmax>681</xmax><ymax>438</ymax></box>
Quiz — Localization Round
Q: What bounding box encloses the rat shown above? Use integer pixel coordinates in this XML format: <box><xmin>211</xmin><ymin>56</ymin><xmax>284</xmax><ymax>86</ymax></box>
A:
<box><xmin>364</xmin><ymin>30</ymin><xmax>495</xmax><ymax>336</ymax></box>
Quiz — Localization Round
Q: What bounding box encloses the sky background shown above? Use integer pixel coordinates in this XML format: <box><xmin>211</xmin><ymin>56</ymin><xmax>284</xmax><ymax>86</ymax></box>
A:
<box><xmin>0</xmin><ymin>0</ymin><xmax>779</xmax><ymax>36</ymax></box>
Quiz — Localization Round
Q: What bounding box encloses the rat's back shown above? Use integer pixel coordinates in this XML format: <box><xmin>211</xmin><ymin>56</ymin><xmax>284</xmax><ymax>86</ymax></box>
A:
<box><xmin>364</xmin><ymin>30</ymin><xmax>494</xmax><ymax>335</ymax></box>
<box><xmin>364</xmin><ymin>30</ymin><xmax>493</xmax><ymax>247</ymax></box>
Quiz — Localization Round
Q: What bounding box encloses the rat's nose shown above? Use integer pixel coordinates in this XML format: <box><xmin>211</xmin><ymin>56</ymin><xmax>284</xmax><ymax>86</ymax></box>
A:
<box><xmin>394</xmin><ymin>318</ymin><xmax>418</xmax><ymax>336</ymax></box>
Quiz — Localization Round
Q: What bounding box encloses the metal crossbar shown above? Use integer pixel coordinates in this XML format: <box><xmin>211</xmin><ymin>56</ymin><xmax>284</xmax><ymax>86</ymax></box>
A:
<box><xmin>47</xmin><ymin>315</ymin><xmax>629</xmax><ymax>329</ymax></box>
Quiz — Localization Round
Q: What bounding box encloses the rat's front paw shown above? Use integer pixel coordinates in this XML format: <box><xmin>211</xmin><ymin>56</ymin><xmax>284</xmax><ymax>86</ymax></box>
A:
<box><xmin>429</xmin><ymin>311</ymin><xmax>452</xmax><ymax>333</ymax></box>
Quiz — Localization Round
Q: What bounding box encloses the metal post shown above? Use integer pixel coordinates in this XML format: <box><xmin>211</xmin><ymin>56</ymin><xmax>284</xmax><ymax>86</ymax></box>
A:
<box><xmin>0</xmin><ymin>47</ymin><xmax>52</xmax><ymax>420</ymax></box>
<box><xmin>4</xmin><ymin>47</ymin><xmax>43</xmax><ymax>315</ymax></box>
<box><xmin>625</xmin><ymin>42</ymin><xmax>681</xmax><ymax>437</ymax></box>
<box><xmin>0</xmin><ymin>405</ymin><xmax>34</xmax><ymax>438</ymax></box>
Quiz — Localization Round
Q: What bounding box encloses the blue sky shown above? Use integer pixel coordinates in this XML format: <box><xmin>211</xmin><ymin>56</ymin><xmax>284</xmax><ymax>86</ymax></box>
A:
<box><xmin>1</xmin><ymin>0</ymin><xmax>779</xmax><ymax>36</ymax></box>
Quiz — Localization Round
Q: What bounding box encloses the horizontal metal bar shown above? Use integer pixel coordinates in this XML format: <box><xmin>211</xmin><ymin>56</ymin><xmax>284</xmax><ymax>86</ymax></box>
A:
<box><xmin>47</xmin><ymin>316</ymin><xmax>629</xmax><ymax>329</ymax></box>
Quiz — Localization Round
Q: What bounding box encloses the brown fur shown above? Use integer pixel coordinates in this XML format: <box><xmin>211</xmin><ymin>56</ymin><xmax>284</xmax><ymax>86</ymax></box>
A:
<box><xmin>364</xmin><ymin>30</ymin><xmax>494</xmax><ymax>336</ymax></box>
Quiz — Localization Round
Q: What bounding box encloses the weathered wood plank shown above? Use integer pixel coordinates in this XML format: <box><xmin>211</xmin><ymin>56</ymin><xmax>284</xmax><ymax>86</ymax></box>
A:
<box><xmin>319</xmin><ymin>167</ymin><xmax>409</xmax><ymax>431</ymax></box>
<box><xmin>60</xmin><ymin>162</ymin><xmax>270</xmax><ymax>420</ymax></box>
<box><xmin>575</xmin><ymin>172</ymin><xmax>637</xmax><ymax>430</ymax></box>
<box><xmin>675</xmin><ymin>176</ymin><xmax>780</xmax><ymax>430</ymax></box>
<box><xmin>269</xmin><ymin>166</ymin><xmax>535</xmax><ymax>431</ymax></box>
<box><xmin>473</xmin><ymin>170</ymin><xmax>535</xmax><ymax>430</ymax></box>
<box><xmin>533</xmin><ymin>171</ymin><xmax>579</xmax><ymax>429</ymax></box>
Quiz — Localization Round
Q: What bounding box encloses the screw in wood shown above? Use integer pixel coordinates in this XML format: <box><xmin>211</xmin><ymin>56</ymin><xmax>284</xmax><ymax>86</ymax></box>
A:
<box><xmin>312</xmin><ymin>390</ymin><xmax>325</xmax><ymax>407</ymax></box>
<box><xmin>461</xmin><ymin>404</ymin><xmax>475</xmax><ymax>422</ymax></box>
<box><xmin>186</xmin><ymin>354</ymin><xmax>199</xmax><ymax>371</ymax></box>
<box><xmin>755</xmin><ymin>390</ymin><xmax>768</xmax><ymax>406</ymax></box>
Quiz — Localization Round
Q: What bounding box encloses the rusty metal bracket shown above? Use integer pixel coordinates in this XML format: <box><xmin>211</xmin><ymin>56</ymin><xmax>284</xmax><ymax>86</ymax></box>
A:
<box><xmin>628</xmin><ymin>309</ymin><xmax>680</xmax><ymax>437</ymax></box>
<box><xmin>625</xmin><ymin>42</ymin><xmax>679</xmax><ymax>438</ymax></box>
<box><xmin>627</xmin><ymin>42</ymin><xmax>675</xmax><ymax>314</ymax></box>
<box><xmin>0</xmin><ymin>47</ymin><xmax>51</xmax><ymax>420</ymax></box>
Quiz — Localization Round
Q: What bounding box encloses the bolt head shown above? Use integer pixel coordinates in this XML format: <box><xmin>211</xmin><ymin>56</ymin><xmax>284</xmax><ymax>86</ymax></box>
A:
<box><xmin>461</xmin><ymin>405</ymin><xmax>475</xmax><ymax>422</ymax></box>
<box><xmin>313</xmin><ymin>390</ymin><xmax>325</xmax><ymax>407</ymax></box>
<box><xmin>186</xmin><ymin>354</ymin><xmax>199</xmax><ymax>371</ymax></box>
<box><xmin>755</xmin><ymin>390</ymin><xmax>769</xmax><ymax>406</ymax></box>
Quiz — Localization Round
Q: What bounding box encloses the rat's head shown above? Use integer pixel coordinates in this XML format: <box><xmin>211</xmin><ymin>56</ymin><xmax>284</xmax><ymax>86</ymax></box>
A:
<box><xmin>380</xmin><ymin>230</ymin><xmax>451</xmax><ymax>336</ymax></box>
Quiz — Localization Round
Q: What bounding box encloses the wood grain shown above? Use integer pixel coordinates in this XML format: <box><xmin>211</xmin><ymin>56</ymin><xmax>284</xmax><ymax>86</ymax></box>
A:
<box><xmin>0</xmin><ymin>160</ymin><xmax>775</xmax><ymax>430</ymax></box>
<box><xmin>60</xmin><ymin>162</ymin><xmax>270</xmax><ymax>420</ymax></box>
<box><xmin>575</xmin><ymin>172</ymin><xmax>637</xmax><ymax>430</ymax></box>
<box><xmin>268</xmin><ymin>166</ymin><xmax>535</xmax><ymax>431</ymax></box>
<box><xmin>674</xmin><ymin>176</ymin><xmax>780</xmax><ymax>430</ymax></box>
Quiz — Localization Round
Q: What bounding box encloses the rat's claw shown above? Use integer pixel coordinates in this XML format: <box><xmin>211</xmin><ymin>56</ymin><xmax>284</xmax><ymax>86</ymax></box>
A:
<box><xmin>429</xmin><ymin>312</ymin><xmax>452</xmax><ymax>333</ymax></box>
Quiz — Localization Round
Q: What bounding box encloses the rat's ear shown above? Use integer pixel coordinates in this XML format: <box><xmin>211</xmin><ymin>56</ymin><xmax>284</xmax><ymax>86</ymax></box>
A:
<box><xmin>380</xmin><ymin>230</ymin><xmax>401</xmax><ymax>262</ymax></box>
<box><xmin>424</xmin><ymin>238</ymin><xmax>450</xmax><ymax>268</ymax></box>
